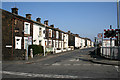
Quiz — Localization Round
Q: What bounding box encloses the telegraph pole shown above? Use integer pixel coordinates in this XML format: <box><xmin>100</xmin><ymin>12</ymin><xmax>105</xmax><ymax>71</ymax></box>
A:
<box><xmin>110</xmin><ymin>25</ymin><xmax>112</xmax><ymax>59</ymax></box>
<box><xmin>117</xmin><ymin>0</ymin><xmax>120</xmax><ymax>60</ymax></box>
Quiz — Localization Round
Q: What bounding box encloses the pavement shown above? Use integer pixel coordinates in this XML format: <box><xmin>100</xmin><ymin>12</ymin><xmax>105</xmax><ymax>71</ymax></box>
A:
<box><xmin>2</xmin><ymin>48</ymin><xmax>120</xmax><ymax>66</ymax></box>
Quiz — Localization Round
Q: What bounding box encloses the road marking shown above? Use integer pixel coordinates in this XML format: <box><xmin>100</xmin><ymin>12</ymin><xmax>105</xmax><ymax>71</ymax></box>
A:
<box><xmin>63</xmin><ymin>64</ymin><xmax>71</xmax><ymax>66</ymax></box>
<box><xmin>73</xmin><ymin>64</ymin><xmax>81</xmax><ymax>66</ymax></box>
<box><xmin>1</xmin><ymin>71</ymin><xmax>79</xmax><ymax>79</ymax></box>
<box><xmin>93</xmin><ymin>64</ymin><xmax>101</xmax><ymax>66</ymax></box>
<box><xmin>103</xmin><ymin>65</ymin><xmax>111</xmax><ymax>67</ymax></box>
<box><xmin>69</xmin><ymin>59</ymin><xmax>79</xmax><ymax>61</ymax></box>
<box><xmin>44</xmin><ymin>64</ymin><xmax>50</xmax><ymax>66</ymax></box>
<box><xmin>52</xmin><ymin>63</ymin><xmax>61</xmax><ymax>66</ymax></box>
<box><xmin>69</xmin><ymin>59</ymin><xmax>76</xmax><ymax>61</ymax></box>
<box><xmin>0</xmin><ymin>61</ymin><xmax>1</xmax><ymax>64</ymax></box>
<box><xmin>115</xmin><ymin>66</ymin><xmax>119</xmax><ymax>72</ymax></box>
<box><xmin>83</xmin><ymin>64</ymin><xmax>91</xmax><ymax>66</ymax></box>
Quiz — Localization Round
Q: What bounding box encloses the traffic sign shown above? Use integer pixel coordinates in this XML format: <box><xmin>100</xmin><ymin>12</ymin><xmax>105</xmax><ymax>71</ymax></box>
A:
<box><xmin>98</xmin><ymin>33</ymin><xmax>103</xmax><ymax>38</ymax></box>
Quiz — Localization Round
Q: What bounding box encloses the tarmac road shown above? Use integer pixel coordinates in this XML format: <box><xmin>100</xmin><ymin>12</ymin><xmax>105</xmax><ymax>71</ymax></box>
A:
<box><xmin>2</xmin><ymin>48</ymin><xmax>120</xmax><ymax>80</ymax></box>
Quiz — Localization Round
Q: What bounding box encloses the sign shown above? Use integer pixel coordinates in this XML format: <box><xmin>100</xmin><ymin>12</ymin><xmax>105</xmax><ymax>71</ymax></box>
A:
<box><xmin>28</xmin><ymin>36</ymin><xmax>32</xmax><ymax>45</ymax></box>
<box><xmin>104</xmin><ymin>29</ymin><xmax>116</xmax><ymax>38</ymax></box>
<box><xmin>98</xmin><ymin>33</ymin><xmax>103</xmax><ymax>38</ymax></box>
<box><xmin>115</xmin><ymin>29</ymin><xmax>120</xmax><ymax>38</ymax></box>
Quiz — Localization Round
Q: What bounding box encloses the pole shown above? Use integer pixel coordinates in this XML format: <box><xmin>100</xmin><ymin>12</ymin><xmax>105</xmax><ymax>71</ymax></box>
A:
<box><xmin>117</xmin><ymin>0</ymin><xmax>120</xmax><ymax>60</ymax></box>
<box><xmin>44</xmin><ymin>45</ymin><xmax>46</xmax><ymax>56</ymax></box>
<box><xmin>25</xmin><ymin>38</ymin><xmax>28</xmax><ymax>60</ymax></box>
<box><xmin>102</xmin><ymin>33</ymin><xmax>103</xmax><ymax>56</ymax></box>
<box><xmin>110</xmin><ymin>25</ymin><xmax>112</xmax><ymax>59</ymax></box>
<box><xmin>44</xmin><ymin>26</ymin><xmax>46</xmax><ymax>56</ymax></box>
<box><xmin>95</xmin><ymin>37</ymin><xmax>97</xmax><ymax>56</ymax></box>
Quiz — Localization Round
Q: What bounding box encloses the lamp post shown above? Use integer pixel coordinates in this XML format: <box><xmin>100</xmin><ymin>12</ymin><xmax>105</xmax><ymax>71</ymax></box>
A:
<box><xmin>117</xmin><ymin>0</ymin><xmax>120</xmax><ymax>60</ymax></box>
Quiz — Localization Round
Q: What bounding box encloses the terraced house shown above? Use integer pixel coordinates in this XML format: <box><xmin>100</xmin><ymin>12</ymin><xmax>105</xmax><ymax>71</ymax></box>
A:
<box><xmin>2</xmin><ymin>7</ymin><xmax>94</xmax><ymax>60</ymax></box>
<box><xmin>2</xmin><ymin>8</ymin><xmax>34</xmax><ymax>60</ymax></box>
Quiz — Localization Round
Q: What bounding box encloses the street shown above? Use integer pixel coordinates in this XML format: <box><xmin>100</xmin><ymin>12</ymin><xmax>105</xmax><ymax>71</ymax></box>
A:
<box><xmin>2</xmin><ymin>48</ymin><xmax>120</xmax><ymax>79</ymax></box>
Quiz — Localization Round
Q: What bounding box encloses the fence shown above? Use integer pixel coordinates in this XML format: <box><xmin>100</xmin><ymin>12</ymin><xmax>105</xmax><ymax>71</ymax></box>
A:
<box><xmin>100</xmin><ymin>46</ymin><xmax>119</xmax><ymax>59</ymax></box>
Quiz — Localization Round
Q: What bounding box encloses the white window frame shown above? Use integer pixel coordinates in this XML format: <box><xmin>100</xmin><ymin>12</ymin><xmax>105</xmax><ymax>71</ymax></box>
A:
<box><xmin>15</xmin><ymin>36</ymin><xmax>22</xmax><ymax>49</ymax></box>
<box><xmin>24</xmin><ymin>22</ymin><xmax>30</xmax><ymax>34</ymax></box>
<box><xmin>56</xmin><ymin>31</ymin><xmax>59</xmax><ymax>39</ymax></box>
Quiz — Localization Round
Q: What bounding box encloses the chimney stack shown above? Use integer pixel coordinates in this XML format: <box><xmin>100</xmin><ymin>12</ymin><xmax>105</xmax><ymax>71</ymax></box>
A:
<box><xmin>26</xmin><ymin>14</ymin><xmax>31</xmax><ymax>19</ymax></box>
<box><xmin>50</xmin><ymin>24</ymin><xmax>54</xmax><ymax>28</ymax></box>
<box><xmin>68</xmin><ymin>31</ymin><xmax>70</xmax><ymax>33</ymax></box>
<box><xmin>44</xmin><ymin>20</ymin><xmax>48</xmax><ymax>25</ymax></box>
<box><xmin>11</xmin><ymin>8</ymin><xmax>18</xmax><ymax>14</ymax></box>
<box><xmin>36</xmin><ymin>18</ymin><xmax>41</xmax><ymax>23</ymax></box>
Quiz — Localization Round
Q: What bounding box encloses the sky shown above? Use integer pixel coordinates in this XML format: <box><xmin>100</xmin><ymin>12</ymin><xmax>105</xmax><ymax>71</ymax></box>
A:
<box><xmin>2</xmin><ymin>2</ymin><xmax>120</xmax><ymax>41</ymax></box>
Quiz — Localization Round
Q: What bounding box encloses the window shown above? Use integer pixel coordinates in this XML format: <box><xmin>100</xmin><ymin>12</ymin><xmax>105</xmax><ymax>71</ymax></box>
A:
<box><xmin>62</xmin><ymin>33</ymin><xmax>64</xmax><ymax>40</ymax></box>
<box><xmin>56</xmin><ymin>31</ymin><xmax>59</xmax><ymax>39</ymax></box>
<box><xmin>39</xmin><ymin>40</ymin><xmax>41</xmax><ymax>45</ymax></box>
<box><xmin>15</xmin><ymin>37</ymin><xmax>22</xmax><ymax>49</ymax></box>
<box><xmin>39</xmin><ymin>27</ymin><xmax>42</xmax><ymax>36</ymax></box>
<box><xmin>49</xmin><ymin>29</ymin><xmax>52</xmax><ymax>37</ymax></box>
<box><xmin>24</xmin><ymin>22</ymin><xmax>30</xmax><ymax>34</ymax></box>
<box><xmin>43</xmin><ymin>30</ymin><xmax>45</xmax><ymax>34</ymax></box>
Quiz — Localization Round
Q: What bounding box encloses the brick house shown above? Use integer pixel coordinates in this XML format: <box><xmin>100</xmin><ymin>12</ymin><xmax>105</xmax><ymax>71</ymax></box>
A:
<box><xmin>2</xmin><ymin>8</ymin><xmax>34</xmax><ymax>60</ymax></box>
<box><xmin>2</xmin><ymin>7</ymin><xmax>94</xmax><ymax>60</ymax></box>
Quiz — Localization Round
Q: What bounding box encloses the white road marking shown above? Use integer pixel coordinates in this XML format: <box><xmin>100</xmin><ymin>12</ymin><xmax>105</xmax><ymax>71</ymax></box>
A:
<box><xmin>73</xmin><ymin>64</ymin><xmax>81</xmax><ymax>66</ymax></box>
<box><xmin>103</xmin><ymin>65</ymin><xmax>111</xmax><ymax>67</ymax></box>
<box><xmin>69</xmin><ymin>59</ymin><xmax>76</xmax><ymax>61</ymax></box>
<box><xmin>63</xmin><ymin>64</ymin><xmax>71</xmax><ymax>66</ymax></box>
<box><xmin>1</xmin><ymin>71</ymin><xmax>79</xmax><ymax>79</ymax></box>
<box><xmin>44</xmin><ymin>64</ymin><xmax>50</xmax><ymax>66</ymax></box>
<box><xmin>52</xmin><ymin>63</ymin><xmax>61</xmax><ymax>66</ymax></box>
<box><xmin>115</xmin><ymin>66</ymin><xmax>119</xmax><ymax>72</ymax></box>
<box><xmin>0</xmin><ymin>61</ymin><xmax>1</xmax><ymax>64</ymax></box>
<box><xmin>83</xmin><ymin>64</ymin><xmax>91</xmax><ymax>66</ymax></box>
<box><xmin>93</xmin><ymin>64</ymin><xmax>101</xmax><ymax>66</ymax></box>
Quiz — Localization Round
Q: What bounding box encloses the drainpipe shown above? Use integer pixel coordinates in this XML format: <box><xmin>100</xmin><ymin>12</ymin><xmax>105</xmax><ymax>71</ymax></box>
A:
<box><xmin>11</xmin><ymin>18</ymin><xmax>14</xmax><ymax>59</ymax></box>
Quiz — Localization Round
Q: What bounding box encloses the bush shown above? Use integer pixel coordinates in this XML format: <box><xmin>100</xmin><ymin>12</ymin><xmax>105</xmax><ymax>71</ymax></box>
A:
<box><xmin>28</xmin><ymin>45</ymin><xmax>44</xmax><ymax>56</ymax></box>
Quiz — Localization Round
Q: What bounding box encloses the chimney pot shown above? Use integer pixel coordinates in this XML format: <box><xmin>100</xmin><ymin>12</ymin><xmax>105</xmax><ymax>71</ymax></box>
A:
<box><xmin>50</xmin><ymin>24</ymin><xmax>54</xmax><ymax>27</ymax></box>
<box><xmin>36</xmin><ymin>18</ymin><xmax>41</xmax><ymax>23</ymax></box>
<box><xmin>68</xmin><ymin>31</ymin><xmax>70</xmax><ymax>33</ymax></box>
<box><xmin>26</xmin><ymin>14</ymin><xmax>31</xmax><ymax>19</ymax></box>
<box><xmin>11</xmin><ymin>8</ymin><xmax>18</xmax><ymax>14</ymax></box>
<box><xmin>44</xmin><ymin>20</ymin><xmax>48</xmax><ymax>25</ymax></box>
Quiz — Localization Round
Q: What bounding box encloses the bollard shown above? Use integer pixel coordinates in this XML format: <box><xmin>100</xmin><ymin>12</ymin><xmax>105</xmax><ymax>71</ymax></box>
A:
<box><xmin>25</xmin><ymin>49</ymin><xmax>28</xmax><ymax>60</ymax></box>
<box><xmin>30</xmin><ymin>48</ymin><xmax>33</xmax><ymax>58</ymax></box>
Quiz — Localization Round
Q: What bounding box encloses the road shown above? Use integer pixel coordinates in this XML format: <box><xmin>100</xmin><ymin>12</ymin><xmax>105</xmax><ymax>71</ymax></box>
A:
<box><xmin>1</xmin><ymin>48</ymin><xmax>120</xmax><ymax>80</ymax></box>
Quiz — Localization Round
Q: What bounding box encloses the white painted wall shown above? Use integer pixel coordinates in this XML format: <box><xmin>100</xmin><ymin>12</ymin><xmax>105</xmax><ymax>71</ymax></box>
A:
<box><xmin>81</xmin><ymin>38</ymin><xmax>85</xmax><ymax>48</ymax></box>
<box><xmin>33</xmin><ymin>23</ymin><xmax>45</xmax><ymax>47</ymax></box>
<box><xmin>33</xmin><ymin>24</ymin><xmax>39</xmax><ymax>45</ymax></box>
<box><xmin>64</xmin><ymin>33</ymin><xmax>68</xmax><ymax>48</ymax></box>
<box><xmin>87</xmin><ymin>40</ymin><xmax>91</xmax><ymax>47</ymax></box>
<box><xmin>75</xmin><ymin>37</ymin><xmax>81</xmax><ymax>48</ymax></box>
<box><xmin>103</xmin><ymin>40</ymin><xmax>115</xmax><ymax>47</ymax></box>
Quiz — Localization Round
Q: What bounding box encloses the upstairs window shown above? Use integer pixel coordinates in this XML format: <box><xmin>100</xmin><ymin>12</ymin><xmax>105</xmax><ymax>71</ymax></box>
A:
<box><xmin>39</xmin><ymin>27</ymin><xmax>42</xmax><ymax>36</ymax></box>
<box><xmin>62</xmin><ymin>33</ymin><xmax>64</xmax><ymax>40</ymax></box>
<box><xmin>49</xmin><ymin>29</ymin><xmax>52</xmax><ymax>37</ymax></box>
<box><xmin>56</xmin><ymin>31</ymin><xmax>59</xmax><ymax>39</ymax></box>
<box><xmin>24</xmin><ymin>22</ymin><xmax>30</xmax><ymax>34</ymax></box>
